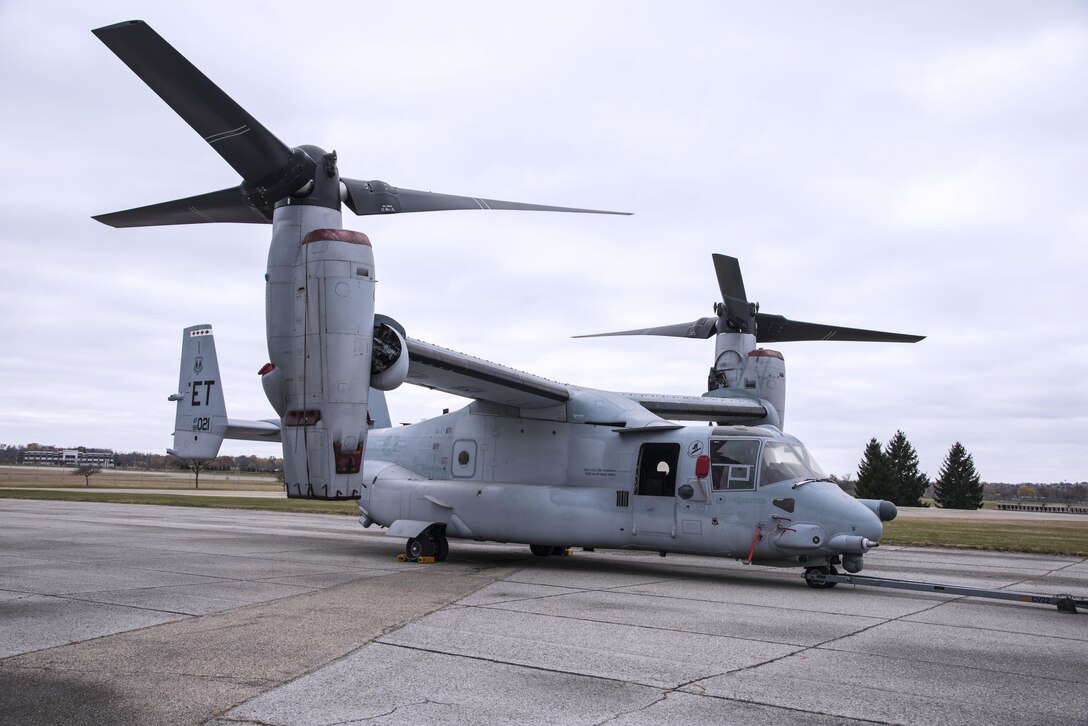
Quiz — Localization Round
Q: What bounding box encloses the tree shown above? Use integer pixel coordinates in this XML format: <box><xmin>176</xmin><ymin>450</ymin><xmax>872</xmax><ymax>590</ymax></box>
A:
<box><xmin>1016</xmin><ymin>484</ymin><xmax>1037</xmax><ymax>499</ymax></box>
<box><xmin>854</xmin><ymin>438</ymin><xmax>895</xmax><ymax>501</ymax></box>
<box><xmin>171</xmin><ymin>457</ymin><xmax>211</xmax><ymax>489</ymax></box>
<box><xmin>72</xmin><ymin>464</ymin><xmax>101</xmax><ymax>487</ymax></box>
<box><xmin>884</xmin><ymin>430</ymin><xmax>929</xmax><ymax>507</ymax></box>
<box><xmin>933</xmin><ymin>442</ymin><xmax>983</xmax><ymax>509</ymax></box>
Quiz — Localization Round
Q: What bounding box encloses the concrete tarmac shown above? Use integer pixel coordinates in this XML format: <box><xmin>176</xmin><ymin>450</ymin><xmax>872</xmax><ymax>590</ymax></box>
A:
<box><xmin>1</xmin><ymin>500</ymin><xmax>1086</xmax><ymax>725</ymax></box>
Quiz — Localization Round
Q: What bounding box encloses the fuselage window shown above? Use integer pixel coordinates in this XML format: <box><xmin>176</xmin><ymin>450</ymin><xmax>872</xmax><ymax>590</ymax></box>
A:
<box><xmin>711</xmin><ymin>439</ymin><xmax>760</xmax><ymax>491</ymax></box>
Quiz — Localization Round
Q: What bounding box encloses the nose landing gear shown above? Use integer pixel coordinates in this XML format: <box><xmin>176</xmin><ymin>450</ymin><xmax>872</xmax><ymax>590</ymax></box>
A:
<box><xmin>804</xmin><ymin>565</ymin><xmax>839</xmax><ymax>589</ymax></box>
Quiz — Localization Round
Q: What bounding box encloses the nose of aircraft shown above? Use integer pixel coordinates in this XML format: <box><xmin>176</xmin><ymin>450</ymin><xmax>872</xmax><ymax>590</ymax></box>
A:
<box><xmin>856</xmin><ymin>501</ymin><xmax>885</xmax><ymax>543</ymax></box>
<box><xmin>839</xmin><ymin>495</ymin><xmax>885</xmax><ymax>545</ymax></box>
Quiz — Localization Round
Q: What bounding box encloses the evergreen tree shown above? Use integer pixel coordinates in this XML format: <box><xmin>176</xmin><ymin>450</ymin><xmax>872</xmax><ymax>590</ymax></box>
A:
<box><xmin>933</xmin><ymin>442</ymin><xmax>983</xmax><ymax>509</ymax></box>
<box><xmin>884</xmin><ymin>430</ymin><xmax>929</xmax><ymax>507</ymax></box>
<box><xmin>854</xmin><ymin>438</ymin><xmax>895</xmax><ymax>501</ymax></box>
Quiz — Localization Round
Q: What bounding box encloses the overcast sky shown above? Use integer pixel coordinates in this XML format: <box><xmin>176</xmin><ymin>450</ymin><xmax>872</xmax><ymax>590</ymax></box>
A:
<box><xmin>1</xmin><ymin>1</ymin><xmax>1085</xmax><ymax>483</ymax></box>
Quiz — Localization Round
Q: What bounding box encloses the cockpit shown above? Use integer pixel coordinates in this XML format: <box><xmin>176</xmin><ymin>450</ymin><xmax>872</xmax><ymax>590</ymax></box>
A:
<box><xmin>710</xmin><ymin>429</ymin><xmax>827</xmax><ymax>490</ymax></box>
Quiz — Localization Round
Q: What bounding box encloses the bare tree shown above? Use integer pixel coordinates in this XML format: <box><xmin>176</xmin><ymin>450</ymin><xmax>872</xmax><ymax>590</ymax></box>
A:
<box><xmin>187</xmin><ymin>459</ymin><xmax>211</xmax><ymax>489</ymax></box>
<box><xmin>72</xmin><ymin>464</ymin><xmax>101</xmax><ymax>487</ymax></box>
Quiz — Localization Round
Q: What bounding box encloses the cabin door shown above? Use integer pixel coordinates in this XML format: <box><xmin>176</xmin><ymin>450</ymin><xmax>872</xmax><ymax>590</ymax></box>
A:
<box><xmin>632</xmin><ymin>442</ymin><xmax>680</xmax><ymax>536</ymax></box>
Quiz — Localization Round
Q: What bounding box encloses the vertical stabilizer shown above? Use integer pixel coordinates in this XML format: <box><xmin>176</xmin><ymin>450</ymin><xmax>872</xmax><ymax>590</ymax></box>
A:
<box><xmin>169</xmin><ymin>325</ymin><xmax>227</xmax><ymax>459</ymax></box>
<box><xmin>369</xmin><ymin>389</ymin><xmax>392</xmax><ymax>429</ymax></box>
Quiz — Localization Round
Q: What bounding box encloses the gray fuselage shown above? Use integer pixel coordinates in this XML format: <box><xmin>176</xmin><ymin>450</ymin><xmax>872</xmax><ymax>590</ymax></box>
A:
<box><xmin>358</xmin><ymin>397</ymin><xmax>883</xmax><ymax>568</ymax></box>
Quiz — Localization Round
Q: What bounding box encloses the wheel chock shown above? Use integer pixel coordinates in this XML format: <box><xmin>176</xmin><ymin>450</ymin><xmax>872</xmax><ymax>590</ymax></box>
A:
<box><xmin>396</xmin><ymin>554</ymin><xmax>436</xmax><ymax>564</ymax></box>
<box><xmin>558</xmin><ymin>548</ymin><xmax>574</xmax><ymax>557</ymax></box>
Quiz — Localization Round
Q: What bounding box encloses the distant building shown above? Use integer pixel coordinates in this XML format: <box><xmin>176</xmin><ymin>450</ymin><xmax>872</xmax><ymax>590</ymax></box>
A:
<box><xmin>22</xmin><ymin>449</ymin><xmax>115</xmax><ymax>468</ymax></box>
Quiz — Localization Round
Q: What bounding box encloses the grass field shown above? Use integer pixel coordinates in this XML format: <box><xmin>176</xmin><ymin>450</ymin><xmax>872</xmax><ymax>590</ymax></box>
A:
<box><xmin>0</xmin><ymin>488</ymin><xmax>358</xmax><ymax>515</ymax></box>
<box><xmin>2</xmin><ymin>487</ymin><xmax>1086</xmax><ymax>557</ymax></box>
<box><xmin>882</xmin><ymin>517</ymin><xmax>1088</xmax><ymax>557</ymax></box>
<box><xmin>0</xmin><ymin>465</ymin><xmax>280</xmax><ymax>491</ymax></box>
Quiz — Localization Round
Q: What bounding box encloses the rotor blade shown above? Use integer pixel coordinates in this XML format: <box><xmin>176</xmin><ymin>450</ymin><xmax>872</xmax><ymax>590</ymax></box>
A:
<box><xmin>754</xmin><ymin>313</ymin><xmax>925</xmax><ymax>343</ymax></box>
<box><xmin>342</xmin><ymin>178</ymin><xmax>631</xmax><ymax>216</ymax></box>
<box><xmin>712</xmin><ymin>253</ymin><xmax>754</xmax><ymax>331</ymax></box>
<box><xmin>93</xmin><ymin>186</ymin><xmax>271</xmax><ymax>227</ymax></box>
<box><xmin>92</xmin><ymin>20</ymin><xmax>293</xmax><ymax>185</ymax></box>
<box><xmin>574</xmin><ymin>317</ymin><xmax>719</xmax><ymax>340</ymax></box>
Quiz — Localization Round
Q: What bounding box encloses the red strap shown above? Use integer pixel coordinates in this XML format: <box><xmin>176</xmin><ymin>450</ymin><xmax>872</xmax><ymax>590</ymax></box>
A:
<box><xmin>745</xmin><ymin>525</ymin><xmax>762</xmax><ymax>564</ymax></box>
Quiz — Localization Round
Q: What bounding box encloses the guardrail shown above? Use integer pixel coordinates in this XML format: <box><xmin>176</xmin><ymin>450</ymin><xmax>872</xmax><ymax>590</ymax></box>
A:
<box><xmin>995</xmin><ymin>503</ymin><xmax>1088</xmax><ymax>515</ymax></box>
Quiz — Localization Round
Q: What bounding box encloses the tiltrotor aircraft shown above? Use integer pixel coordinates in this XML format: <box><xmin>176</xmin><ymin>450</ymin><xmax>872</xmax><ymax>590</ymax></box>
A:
<box><xmin>94</xmin><ymin>20</ymin><xmax>920</xmax><ymax>587</ymax></box>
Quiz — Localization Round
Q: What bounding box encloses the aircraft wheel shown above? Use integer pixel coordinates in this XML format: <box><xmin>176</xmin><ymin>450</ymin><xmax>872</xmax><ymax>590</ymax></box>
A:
<box><xmin>435</xmin><ymin>535</ymin><xmax>449</xmax><ymax>562</ymax></box>
<box><xmin>530</xmin><ymin>544</ymin><xmax>551</xmax><ymax>557</ymax></box>
<box><xmin>406</xmin><ymin>537</ymin><xmax>426</xmax><ymax>560</ymax></box>
<box><xmin>804</xmin><ymin>566</ymin><xmax>838</xmax><ymax>589</ymax></box>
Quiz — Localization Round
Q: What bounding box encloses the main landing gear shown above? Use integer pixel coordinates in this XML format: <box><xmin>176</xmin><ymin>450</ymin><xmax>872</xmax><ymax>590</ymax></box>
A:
<box><xmin>404</xmin><ymin>527</ymin><xmax>449</xmax><ymax>562</ymax></box>
<box><xmin>530</xmin><ymin>545</ymin><xmax>571</xmax><ymax>557</ymax></box>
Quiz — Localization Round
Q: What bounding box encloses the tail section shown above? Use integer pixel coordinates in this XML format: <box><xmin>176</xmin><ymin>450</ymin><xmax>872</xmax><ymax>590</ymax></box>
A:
<box><xmin>168</xmin><ymin>325</ymin><xmax>227</xmax><ymax>459</ymax></box>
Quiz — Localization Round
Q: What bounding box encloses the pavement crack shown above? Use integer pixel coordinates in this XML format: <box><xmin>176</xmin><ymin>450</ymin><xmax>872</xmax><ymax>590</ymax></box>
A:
<box><xmin>344</xmin><ymin>697</ymin><xmax>455</xmax><ymax>724</ymax></box>
<box><xmin>591</xmin><ymin>689</ymin><xmax>670</xmax><ymax>725</ymax></box>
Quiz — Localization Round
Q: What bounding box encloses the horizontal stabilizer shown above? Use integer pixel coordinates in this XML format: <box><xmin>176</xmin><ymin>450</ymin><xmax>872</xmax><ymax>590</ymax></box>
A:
<box><xmin>224</xmin><ymin>419</ymin><xmax>281</xmax><ymax>442</ymax></box>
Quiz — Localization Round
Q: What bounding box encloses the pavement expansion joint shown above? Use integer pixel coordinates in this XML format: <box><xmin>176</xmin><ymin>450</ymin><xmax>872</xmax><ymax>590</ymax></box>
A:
<box><xmin>377</xmin><ymin>640</ymin><xmax>650</xmax><ymax>689</ymax></box>
<box><xmin>0</xmin><ymin>589</ymin><xmax>194</xmax><ymax>618</ymax></box>
<box><xmin>1005</xmin><ymin>555</ymin><xmax>1088</xmax><ymax>590</ymax></box>
<box><xmin>464</xmin><ymin>599</ymin><xmax>812</xmax><ymax>650</ymax></box>
<box><xmin>816</xmin><ymin>638</ymin><xmax>1088</xmax><ymax>687</ymax></box>
<box><xmin>704</xmin><ymin>693</ymin><xmax>896</xmax><ymax>726</ymax></box>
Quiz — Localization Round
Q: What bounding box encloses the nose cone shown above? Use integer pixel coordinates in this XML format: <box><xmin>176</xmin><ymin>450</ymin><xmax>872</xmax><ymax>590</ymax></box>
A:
<box><xmin>855</xmin><ymin>502</ymin><xmax>885</xmax><ymax>543</ymax></box>
<box><xmin>840</xmin><ymin>496</ymin><xmax>885</xmax><ymax>544</ymax></box>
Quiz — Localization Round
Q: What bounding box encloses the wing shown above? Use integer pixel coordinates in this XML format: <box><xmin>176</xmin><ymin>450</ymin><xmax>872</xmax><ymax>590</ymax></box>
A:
<box><xmin>404</xmin><ymin>338</ymin><xmax>769</xmax><ymax>427</ymax></box>
<box><xmin>622</xmin><ymin>392</ymin><xmax>768</xmax><ymax>423</ymax></box>
<box><xmin>405</xmin><ymin>338</ymin><xmax>571</xmax><ymax>409</ymax></box>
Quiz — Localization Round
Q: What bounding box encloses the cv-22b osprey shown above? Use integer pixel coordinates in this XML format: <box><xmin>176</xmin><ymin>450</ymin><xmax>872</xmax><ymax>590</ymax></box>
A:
<box><xmin>94</xmin><ymin>20</ymin><xmax>920</xmax><ymax>586</ymax></box>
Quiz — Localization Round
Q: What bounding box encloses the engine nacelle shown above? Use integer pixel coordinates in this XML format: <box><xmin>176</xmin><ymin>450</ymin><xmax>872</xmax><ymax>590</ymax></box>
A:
<box><xmin>708</xmin><ymin>333</ymin><xmax>787</xmax><ymax>426</ymax></box>
<box><xmin>266</xmin><ymin>219</ymin><xmax>376</xmax><ymax>501</ymax></box>
<box><xmin>371</xmin><ymin>320</ymin><xmax>408</xmax><ymax>391</ymax></box>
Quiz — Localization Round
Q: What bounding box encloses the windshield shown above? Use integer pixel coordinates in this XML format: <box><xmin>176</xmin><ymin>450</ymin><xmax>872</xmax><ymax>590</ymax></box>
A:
<box><xmin>759</xmin><ymin>441</ymin><xmax>827</xmax><ymax>486</ymax></box>
<box><xmin>790</xmin><ymin>440</ymin><xmax>828</xmax><ymax>479</ymax></box>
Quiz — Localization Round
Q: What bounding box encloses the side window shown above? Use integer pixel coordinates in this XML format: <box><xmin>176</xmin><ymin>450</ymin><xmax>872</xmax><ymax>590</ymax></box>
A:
<box><xmin>635</xmin><ymin>443</ymin><xmax>681</xmax><ymax>497</ymax></box>
<box><xmin>711</xmin><ymin>439</ymin><xmax>761</xmax><ymax>491</ymax></box>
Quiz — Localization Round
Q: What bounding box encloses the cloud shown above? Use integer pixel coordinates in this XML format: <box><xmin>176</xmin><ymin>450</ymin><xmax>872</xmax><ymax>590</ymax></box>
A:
<box><xmin>0</xmin><ymin>1</ymin><xmax>1085</xmax><ymax>483</ymax></box>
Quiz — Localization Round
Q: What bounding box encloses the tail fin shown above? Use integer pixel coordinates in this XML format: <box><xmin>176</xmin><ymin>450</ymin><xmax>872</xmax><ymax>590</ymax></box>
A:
<box><xmin>368</xmin><ymin>388</ymin><xmax>392</xmax><ymax>429</ymax></box>
<box><xmin>168</xmin><ymin>325</ymin><xmax>227</xmax><ymax>459</ymax></box>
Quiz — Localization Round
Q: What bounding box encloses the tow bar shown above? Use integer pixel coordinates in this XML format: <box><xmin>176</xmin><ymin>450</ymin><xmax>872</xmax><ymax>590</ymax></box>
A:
<box><xmin>805</xmin><ymin>570</ymin><xmax>1087</xmax><ymax>614</ymax></box>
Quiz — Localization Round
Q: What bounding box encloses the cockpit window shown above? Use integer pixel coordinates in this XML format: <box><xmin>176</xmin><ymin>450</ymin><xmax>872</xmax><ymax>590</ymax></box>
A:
<box><xmin>711</xmin><ymin>439</ymin><xmax>760</xmax><ymax>490</ymax></box>
<box><xmin>760</xmin><ymin>441</ymin><xmax>822</xmax><ymax>486</ymax></box>
<box><xmin>790</xmin><ymin>440</ymin><xmax>828</xmax><ymax>479</ymax></box>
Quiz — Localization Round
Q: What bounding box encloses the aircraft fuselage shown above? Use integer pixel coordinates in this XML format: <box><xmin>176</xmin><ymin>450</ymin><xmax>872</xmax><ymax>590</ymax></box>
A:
<box><xmin>359</xmin><ymin>399</ymin><xmax>885</xmax><ymax>568</ymax></box>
